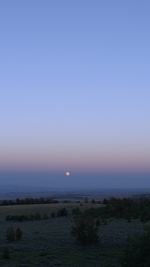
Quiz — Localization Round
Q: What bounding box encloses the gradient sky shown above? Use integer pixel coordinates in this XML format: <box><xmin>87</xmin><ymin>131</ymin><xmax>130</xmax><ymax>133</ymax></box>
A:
<box><xmin>0</xmin><ymin>1</ymin><xmax>150</xmax><ymax>188</ymax></box>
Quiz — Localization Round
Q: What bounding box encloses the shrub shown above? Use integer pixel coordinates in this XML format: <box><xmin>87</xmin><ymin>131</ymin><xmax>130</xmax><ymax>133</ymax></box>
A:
<box><xmin>127</xmin><ymin>217</ymin><xmax>131</xmax><ymax>223</ymax></box>
<box><xmin>39</xmin><ymin>197</ymin><xmax>45</xmax><ymax>204</ymax></box>
<box><xmin>84</xmin><ymin>197</ymin><xmax>88</xmax><ymax>203</ymax></box>
<box><xmin>103</xmin><ymin>198</ymin><xmax>109</xmax><ymax>205</ymax></box>
<box><xmin>121</xmin><ymin>227</ymin><xmax>150</xmax><ymax>267</ymax></box>
<box><xmin>63</xmin><ymin>200</ymin><xmax>70</xmax><ymax>203</ymax></box>
<box><xmin>2</xmin><ymin>200</ymin><xmax>8</xmax><ymax>206</ymax></box>
<box><xmin>72</xmin><ymin>207</ymin><xmax>81</xmax><ymax>215</ymax></box>
<box><xmin>5</xmin><ymin>214</ymin><xmax>29</xmax><ymax>222</ymax></box>
<box><xmin>19</xmin><ymin>215</ymin><xmax>29</xmax><ymax>221</ymax></box>
<box><xmin>43</xmin><ymin>213</ymin><xmax>49</xmax><ymax>219</ymax></box>
<box><xmin>47</xmin><ymin>198</ymin><xmax>53</xmax><ymax>203</ymax></box>
<box><xmin>102</xmin><ymin>217</ymin><xmax>108</xmax><ymax>225</ymax></box>
<box><xmin>6</xmin><ymin>226</ymin><xmax>15</xmax><ymax>242</ymax></box>
<box><xmin>53</xmin><ymin>200</ymin><xmax>59</xmax><ymax>203</ymax></box>
<box><xmin>35</xmin><ymin>212</ymin><xmax>41</xmax><ymax>220</ymax></box>
<box><xmin>140</xmin><ymin>208</ymin><xmax>150</xmax><ymax>223</ymax></box>
<box><xmin>95</xmin><ymin>218</ymin><xmax>101</xmax><ymax>226</ymax></box>
<box><xmin>5</xmin><ymin>215</ymin><xmax>11</xmax><ymax>221</ymax></box>
<box><xmin>2</xmin><ymin>247</ymin><xmax>10</xmax><ymax>259</ymax></box>
<box><xmin>71</xmin><ymin>215</ymin><xmax>99</xmax><ymax>245</ymax></box>
<box><xmin>83</xmin><ymin>207</ymin><xmax>101</xmax><ymax>218</ymax></box>
<box><xmin>16</xmin><ymin>228</ymin><xmax>22</xmax><ymax>240</ymax></box>
<box><xmin>57</xmin><ymin>208</ymin><xmax>68</xmax><ymax>217</ymax></box>
<box><xmin>91</xmin><ymin>199</ymin><xmax>95</xmax><ymax>203</ymax></box>
<box><xmin>29</xmin><ymin>214</ymin><xmax>35</xmax><ymax>221</ymax></box>
<box><xmin>51</xmin><ymin>212</ymin><xmax>56</xmax><ymax>218</ymax></box>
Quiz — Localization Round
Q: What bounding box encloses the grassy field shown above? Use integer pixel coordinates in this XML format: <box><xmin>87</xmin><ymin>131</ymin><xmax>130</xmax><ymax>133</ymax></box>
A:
<box><xmin>0</xmin><ymin>202</ymin><xmax>148</xmax><ymax>267</ymax></box>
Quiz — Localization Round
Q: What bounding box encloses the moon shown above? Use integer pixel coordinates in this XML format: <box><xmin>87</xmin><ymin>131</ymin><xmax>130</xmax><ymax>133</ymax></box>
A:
<box><xmin>66</xmin><ymin>172</ymin><xmax>70</xmax><ymax>176</ymax></box>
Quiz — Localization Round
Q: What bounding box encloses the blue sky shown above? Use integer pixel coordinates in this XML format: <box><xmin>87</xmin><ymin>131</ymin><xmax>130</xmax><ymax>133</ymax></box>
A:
<box><xmin>0</xmin><ymin>1</ymin><xmax>150</xmax><ymax>188</ymax></box>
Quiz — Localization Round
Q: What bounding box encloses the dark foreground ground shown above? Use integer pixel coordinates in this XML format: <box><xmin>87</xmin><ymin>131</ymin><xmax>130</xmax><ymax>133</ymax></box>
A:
<box><xmin>0</xmin><ymin>199</ymin><xmax>148</xmax><ymax>267</ymax></box>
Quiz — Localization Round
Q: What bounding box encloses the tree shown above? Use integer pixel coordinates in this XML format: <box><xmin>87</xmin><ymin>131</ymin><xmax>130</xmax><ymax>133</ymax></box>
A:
<box><xmin>71</xmin><ymin>215</ymin><xmax>99</xmax><ymax>245</ymax></box>
<box><xmin>6</xmin><ymin>226</ymin><xmax>15</xmax><ymax>242</ymax></box>
<box><xmin>16</xmin><ymin>228</ymin><xmax>22</xmax><ymax>240</ymax></box>
<box><xmin>121</xmin><ymin>227</ymin><xmax>150</xmax><ymax>267</ymax></box>
<box><xmin>84</xmin><ymin>197</ymin><xmax>89</xmax><ymax>203</ymax></box>
<box><xmin>2</xmin><ymin>247</ymin><xmax>10</xmax><ymax>259</ymax></box>
<box><xmin>35</xmin><ymin>212</ymin><xmax>41</xmax><ymax>220</ymax></box>
<box><xmin>57</xmin><ymin>208</ymin><xmax>68</xmax><ymax>217</ymax></box>
<box><xmin>72</xmin><ymin>207</ymin><xmax>81</xmax><ymax>215</ymax></box>
<box><xmin>51</xmin><ymin>211</ymin><xmax>56</xmax><ymax>218</ymax></box>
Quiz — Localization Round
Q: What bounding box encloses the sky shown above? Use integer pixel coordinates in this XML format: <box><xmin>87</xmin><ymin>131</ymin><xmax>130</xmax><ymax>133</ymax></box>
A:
<box><xmin>0</xmin><ymin>1</ymin><xmax>150</xmax><ymax>188</ymax></box>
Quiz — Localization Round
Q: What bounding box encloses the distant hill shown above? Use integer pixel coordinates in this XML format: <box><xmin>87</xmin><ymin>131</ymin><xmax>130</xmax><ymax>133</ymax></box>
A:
<box><xmin>0</xmin><ymin>185</ymin><xmax>56</xmax><ymax>193</ymax></box>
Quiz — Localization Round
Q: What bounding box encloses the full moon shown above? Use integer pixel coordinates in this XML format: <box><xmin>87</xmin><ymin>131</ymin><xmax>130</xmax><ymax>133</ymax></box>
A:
<box><xmin>66</xmin><ymin>172</ymin><xmax>70</xmax><ymax>176</ymax></box>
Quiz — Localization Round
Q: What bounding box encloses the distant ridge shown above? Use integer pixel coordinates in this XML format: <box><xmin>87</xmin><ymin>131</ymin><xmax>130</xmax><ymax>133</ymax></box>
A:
<box><xmin>0</xmin><ymin>185</ymin><xmax>58</xmax><ymax>193</ymax></box>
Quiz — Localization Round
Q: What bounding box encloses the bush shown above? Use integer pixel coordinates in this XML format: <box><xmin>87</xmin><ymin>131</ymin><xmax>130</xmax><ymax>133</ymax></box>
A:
<box><xmin>72</xmin><ymin>207</ymin><xmax>81</xmax><ymax>215</ymax></box>
<box><xmin>83</xmin><ymin>207</ymin><xmax>101</xmax><ymax>218</ymax></box>
<box><xmin>16</xmin><ymin>228</ymin><xmax>22</xmax><ymax>240</ymax></box>
<box><xmin>102</xmin><ymin>218</ymin><xmax>108</xmax><ymax>225</ymax></box>
<box><xmin>53</xmin><ymin>200</ymin><xmax>59</xmax><ymax>203</ymax></box>
<box><xmin>2</xmin><ymin>247</ymin><xmax>9</xmax><ymax>259</ymax></box>
<box><xmin>103</xmin><ymin>198</ymin><xmax>109</xmax><ymax>205</ymax></box>
<box><xmin>84</xmin><ymin>197</ymin><xmax>88</xmax><ymax>203</ymax></box>
<box><xmin>121</xmin><ymin>227</ymin><xmax>150</xmax><ymax>267</ymax></box>
<box><xmin>5</xmin><ymin>215</ymin><xmax>11</xmax><ymax>221</ymax></box>
<box><xmin>71</xmin><ymin>215</ymin><xmax>99</xmax><ymax>245</ymax></box>
<box><xmin>63</xmin><ymin>200</ymin><xmax>70</xmax><ymax>203</ymax></box>
<box><xmin>51</xmin><ymin>212</ymin><xmax>56</xmax><ymax>218</ymax></box>
<box><xmin>6</xmin><ymin>226</ymin><xmax>15</xmax><ymax>242</ymax></box>
<box><xmin>29</xmin><ymin>214</ymin><xmax>35</xmax><ymax>221</ymax></box>
<box><xmin>43</xmin><ymin>213</ymin><xmax>49</xmax><ymax>219</ymax></box>
<box><xmin>18</xmin><ymin>215</ymin><xmax>29</xmax><ymax>221</ymax></box>
<box><xmin>140</xmin><ymin>208</ymin><xmax>150</xmax><ymax>223</ymax></box>
<box><xmin>95</xmin><ymin>218</ymin><xmax>101</xmax><ymax>226</ymax></box>
<box><xmin>35</xmin><ymin>212</ymin><xmax>41</xmax><ymax>220</ymax></box>
<box><xmin>5</xmin><ymin>214</ymin><xmax>29</xmax><ymax>222</ymax></box>
<box><xmin>57</xmin><ymin>208</ymin><xmax>68</xmax><ymax>217</ymax></box>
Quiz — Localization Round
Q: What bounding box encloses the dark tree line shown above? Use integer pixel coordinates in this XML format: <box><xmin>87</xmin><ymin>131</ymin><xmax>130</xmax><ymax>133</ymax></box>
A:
<box><xmin>0</xmin><ymin>197</ymin><xmax>59</xmax><ymax>206</ymax></box>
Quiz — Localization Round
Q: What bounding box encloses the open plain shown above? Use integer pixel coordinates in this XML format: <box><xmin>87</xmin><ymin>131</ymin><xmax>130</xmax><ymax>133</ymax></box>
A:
<box><xmin>0</xmin><ymin>197</ymin><xmax>148</xmax><ymax>267</ymax></box>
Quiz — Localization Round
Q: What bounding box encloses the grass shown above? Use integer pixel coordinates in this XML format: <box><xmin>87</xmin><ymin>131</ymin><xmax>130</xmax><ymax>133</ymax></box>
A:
<box><xmin>0</xmin><ymin>202</ymin><xmax>147</xmax><ymax>266</ymax></box>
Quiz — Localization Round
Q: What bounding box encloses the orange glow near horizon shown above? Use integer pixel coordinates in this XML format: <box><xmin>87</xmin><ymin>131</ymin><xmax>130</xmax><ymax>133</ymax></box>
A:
<box><xmin>0</xmin><ymin>153</ymin><xmax>150</xmax><ymax>174</ymax></box>
<box><xmin>0</xmin><ymin>139</ymin><xmax>150</xmax><ymax>173</ymax></box>
<box><xmin>1</xmin><ymin>135</ymin><xmax>150</xmax><ymax>174</ymax></box>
